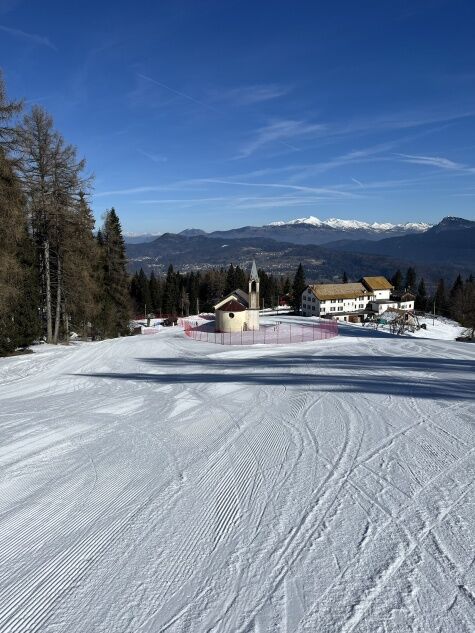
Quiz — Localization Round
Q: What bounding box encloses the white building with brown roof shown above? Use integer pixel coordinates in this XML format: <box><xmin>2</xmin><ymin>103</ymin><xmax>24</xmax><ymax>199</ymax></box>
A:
<box><xmin>302</xmin><ymin>275</ymin><xmax>414</xmax><ymax>321</ymax></box>
<box><xmin>361</xmin><ymin>276</ymin><xmax>393</xmax><ymax>300</ymax></box>
<box><xmin>302</xmin><ymin>282</ymin><xmax>374</xmax><ymax>320</ymax></box>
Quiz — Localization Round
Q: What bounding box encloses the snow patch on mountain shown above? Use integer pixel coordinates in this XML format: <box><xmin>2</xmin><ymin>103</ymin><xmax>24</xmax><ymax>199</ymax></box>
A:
<box><xmin>268</xmin><ymin>216</ymin><xmax>432</xmax><ymax>232</ymax></box>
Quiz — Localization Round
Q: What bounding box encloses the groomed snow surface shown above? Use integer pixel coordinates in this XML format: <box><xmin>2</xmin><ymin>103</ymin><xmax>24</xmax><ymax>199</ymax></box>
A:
<box><xmin>1</xmin><ymin>320</ymin><xmax>474</xmax><ymax>632</ymax></box>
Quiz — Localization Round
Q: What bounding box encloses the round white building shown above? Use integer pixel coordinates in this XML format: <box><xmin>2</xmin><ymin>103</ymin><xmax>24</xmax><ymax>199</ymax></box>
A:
<box><xmin>214</xmin><ymin>261</ymin><xmax>260</xmax><ymax>333</ymax></box>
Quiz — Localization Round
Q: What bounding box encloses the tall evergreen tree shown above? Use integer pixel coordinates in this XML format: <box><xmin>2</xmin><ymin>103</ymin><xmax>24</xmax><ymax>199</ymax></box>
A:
<box><xmin>342</xmin><ymin>271</ymin><xmax>348</xmax><ymax>283</ymax></box>
<box><xmin>225</xmin><ymin>263</ymin><xmax>236</xmax><ymax>294</ymax></box>
<box><xmin>97</xmin><ymin>208</ymin><xmax>131</xmax><ymax>336</ymax></box>
<box><xmin>449</xmin><ymin>274</ymin><xmax>463</xmax><ymax>299</ymax></box>
<box><xmin>434</xmin><ymin>278</ymin><xmax>448</xmax><ymax>316</ymax></box>
<box><xmin>62</xmin><ymin>192</ymin><xmax>101</xmax><ymax>339</ymax></box>
<box><xmin>137</xmin><ymin>268</ymin><xmax>152</xmax><ymax>316</ymax></box>
<box><xmin>405</xmin><ymin>267</ymin><xmax>417</xmax><ymax>291</ymax></box>
<box><xmin>452</xmin><ymin>278</ymin><xmax>475</xmax><ymax>337</ymax></box>
<box><xmin>149</xmin><ymin>271</ymin><xmax>162</xmax><ymax>314</ymax></box>
<box><xmin>282</xmin><ymin>277</ymin><xmax>291</xmax><ymax>295</ymax></box>
<box><xmin>291</xmin><ymin>263</ymin><xmax>306</xmax><ymax>313</ymax></box>
<box><xmin>163</xmin><ymin>264</ymin><xmax>178</xmax><ymax>315</ymax></box>
<box><xmin>187</xmin><ymin>271</ymin><xmax>200</xmax><ymax>315</ymax></box>
<box><xmin>234</xmin><ymin>265</ymin><xmax>247</xmax><ymax>290</ymax></box>
<box><xmin>391</xmin><ymin>269</ymin><xmax>403</xmax><ymax>292</ymax></box>
<box><xmin>415</xmin><ymin>278</ymin><xmax>427</xmax><ymax>311</ymax></box>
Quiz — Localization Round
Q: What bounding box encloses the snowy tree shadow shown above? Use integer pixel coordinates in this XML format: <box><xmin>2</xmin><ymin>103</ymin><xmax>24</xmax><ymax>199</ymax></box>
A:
<box><xmin>78</xmin><ymin>353</ymin><xmax>475</xmax><ymax>401</ymax></box>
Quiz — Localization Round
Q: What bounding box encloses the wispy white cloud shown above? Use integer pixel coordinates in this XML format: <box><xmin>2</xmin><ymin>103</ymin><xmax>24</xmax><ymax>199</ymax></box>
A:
<box><xmin>137</xmin><ymin>197</ymin><xmax>231</xmax><ymax>205</ymax></box>
<box><xmin>0</xmin><ymin>24</ymin><xmax>56</xmax><ymax>50</ymax></box>
<box><xmin>396</xmin><ymin>153</ymin><xmax>475</xmax><ymax>173</ymax></box>
<box><xmin>231</xmin><ymin>196</ymin><xmax>345</xmax><ymax>210</ymax></box>
<box><xmin>396</xmin><ymin>153</ymin><xmax>463</xmax><ymax>170</ymax></box>
<box><xmin>95</xmin><ymin>185</ymin><xmax>170</xmax><ymax>198</ymax></box>
<box><xmin>236</xmin><ymin>119</ymin><xmax>325</xmax><ymax>159</ymax></box>
<box><xmin>137</xmin><ymin>149</ymin><xmax>168</xmax><ymax>164</ymax></box>
<box><xmin>137</xmin><ymin>73</ymin><xmax>219</xmax><ymax>113</ymax></box>
<box><xmin>135</xmin><ymin>193</ymin><xmax>355</xmax><ymax>211</ymax></box>
<box><xmin>210</xmin><ymin>84</ymin><xmax>290</xmax><ymax>106</ymax></box>
<box><xmin>199</xmin><ymin>177</ymin><xmax>357</xmax><ymax>198</ymax></box>
<box><xmin>337</xmin><ymin>109</ymin><xmax>475</xmax><ymax>136</ymax></box>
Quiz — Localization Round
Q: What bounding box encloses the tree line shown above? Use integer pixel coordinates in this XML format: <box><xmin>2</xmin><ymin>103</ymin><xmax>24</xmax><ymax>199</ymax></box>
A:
<box><xmin>0</xmin><ymin>72</ymin><xmax>131</xmax><ymax>355</ymax></box>
<box><xmin>389</xmin><ymin>266</ymin><xmax>474</xmax><ymax>329</ymax></box>
<box><xmin>385</xmin><ymin>267</ymin><xmax>475</xmax><ymax>335</ymax></box>
<box><xmin>130</xmin><ymin>263</ymin><xmax>295</xmax><ymax>316</ymax></box>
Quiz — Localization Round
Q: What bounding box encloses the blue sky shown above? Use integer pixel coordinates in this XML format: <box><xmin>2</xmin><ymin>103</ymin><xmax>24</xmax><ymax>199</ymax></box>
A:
<box><xmin>1</xmin><ymin>0</ymin><xmax>474</xmax><ymax>233</ymax></box>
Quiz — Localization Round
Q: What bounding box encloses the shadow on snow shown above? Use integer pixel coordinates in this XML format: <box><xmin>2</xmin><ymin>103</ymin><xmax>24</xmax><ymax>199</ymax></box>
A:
<box><xmin>75</xmin><ymin>352</ymin><xmax>475</xmax><ymax>402</ymax></box>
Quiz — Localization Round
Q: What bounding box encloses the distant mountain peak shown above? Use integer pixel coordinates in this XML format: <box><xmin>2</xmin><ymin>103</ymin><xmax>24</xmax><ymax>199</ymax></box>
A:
<box><xmin>437</xmin><ymin>216</ymin><xmax>475</xmax><ymax>228</ymax></box>
<box><xmin>179</xmin><ymin>228</ymin><xmax>208</xmax><ymax>237</ymax></box>
<box><xmin>267</xmin><ymin>216</ymin><xmax>432</xmax><ymax>232</ymax></box>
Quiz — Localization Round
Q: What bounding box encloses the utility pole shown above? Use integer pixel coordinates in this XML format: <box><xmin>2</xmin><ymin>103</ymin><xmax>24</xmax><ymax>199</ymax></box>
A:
<box><xmin>433</xmin><ymin>299</ymin><xmax>436</xmax><ymax>326</ymax></box>
<box><xmin>196</xmin><ymin>297</ymin><xmax>200</xmax><ymax>316</ymax></box>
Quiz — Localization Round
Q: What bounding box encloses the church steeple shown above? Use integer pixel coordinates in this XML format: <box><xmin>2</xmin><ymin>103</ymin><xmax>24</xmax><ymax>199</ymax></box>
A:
<box><xmin>250</xmin><ymin>260</ymin><xmax>259</xmax><ymax>282</ymax></box>
<box><xmin>248</xmin><ymin>260</ymin><xmax>260</xmax><ymax>310</ymax></box>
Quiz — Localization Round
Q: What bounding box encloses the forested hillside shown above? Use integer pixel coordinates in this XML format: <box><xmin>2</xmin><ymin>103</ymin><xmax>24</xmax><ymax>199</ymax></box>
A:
<box><xmin>0</xmin><ymin>73</ymin><xmax>131</xmax><ymax>355</ymax></box>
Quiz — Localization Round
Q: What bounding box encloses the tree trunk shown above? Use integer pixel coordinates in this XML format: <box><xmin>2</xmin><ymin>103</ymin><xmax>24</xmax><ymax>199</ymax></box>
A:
<box><xmin>44</xmin><ymin>240</ymin><xmax>53</xmax><ymax>343</ymax></box>
<box><xmin>63</xmin><ymin>302</ymin><xmax>69</xmax><ymax>344</ymax></box>
<box><xmin>53</xmin><ymin>254</ymin><xmax>61</xmax><ymax>344</ymax></box>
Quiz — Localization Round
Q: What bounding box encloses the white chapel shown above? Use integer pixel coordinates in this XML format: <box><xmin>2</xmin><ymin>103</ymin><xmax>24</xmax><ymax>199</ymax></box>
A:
<box><xmin>214</xmin><ymin>261</ymin><xmax>260</xmax><ymax>333</ymax></box>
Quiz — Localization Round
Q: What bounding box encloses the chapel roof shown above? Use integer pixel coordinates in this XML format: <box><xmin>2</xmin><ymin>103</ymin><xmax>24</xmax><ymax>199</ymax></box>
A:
<box><xmin>214</xmin><ymin>289</ymin><xmax>249</xmax><ymax>310</ymax></box>
<box><xmin>218</xmin><ymin>299</ymin><xmax>247</xmax><ymax>312</ymax></box>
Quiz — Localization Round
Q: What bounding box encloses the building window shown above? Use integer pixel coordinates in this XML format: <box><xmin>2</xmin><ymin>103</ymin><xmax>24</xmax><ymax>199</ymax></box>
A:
<box><xmin>229</xmin><ymin>313</ymin><xmax>235</xmax><ymax>319</ymax></box>
<box><xmin>330</xmin><ymin>307</ymin><xmax>335</xmax><ymax>312</ymax></box>
<box><xmin>338</xmin><ymin>307</ymin><xmax>343</xmax><ymax>311</ymax></box>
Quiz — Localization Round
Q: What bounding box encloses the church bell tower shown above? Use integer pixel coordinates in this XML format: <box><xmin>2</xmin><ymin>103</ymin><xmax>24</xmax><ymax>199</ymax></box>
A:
<box><xmin>247</xmin><ymin>260</ymin><xmax>260</xmax><ymax>330</ymax></box>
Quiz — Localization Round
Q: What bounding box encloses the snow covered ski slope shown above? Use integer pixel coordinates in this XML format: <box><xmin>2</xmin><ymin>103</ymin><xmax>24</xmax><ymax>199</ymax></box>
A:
<box><xmin>0</xmin><ymin>325</ymin><xmax>474</xmax><ymax>632</ymax></box>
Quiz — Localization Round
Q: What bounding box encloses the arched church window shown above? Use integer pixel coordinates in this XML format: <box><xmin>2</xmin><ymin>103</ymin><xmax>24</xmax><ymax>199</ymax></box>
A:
<box><xmin>251</xmin><ymin>281</ymin><xmax>256</xmax><ymax>292</ymax></box>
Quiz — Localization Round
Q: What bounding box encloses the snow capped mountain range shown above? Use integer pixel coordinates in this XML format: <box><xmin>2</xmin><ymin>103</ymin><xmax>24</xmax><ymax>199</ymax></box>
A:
<box><xmin>268</xmin><ymin>216</ymin><xmax>432</xmax><ymax>232</ymax></box>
